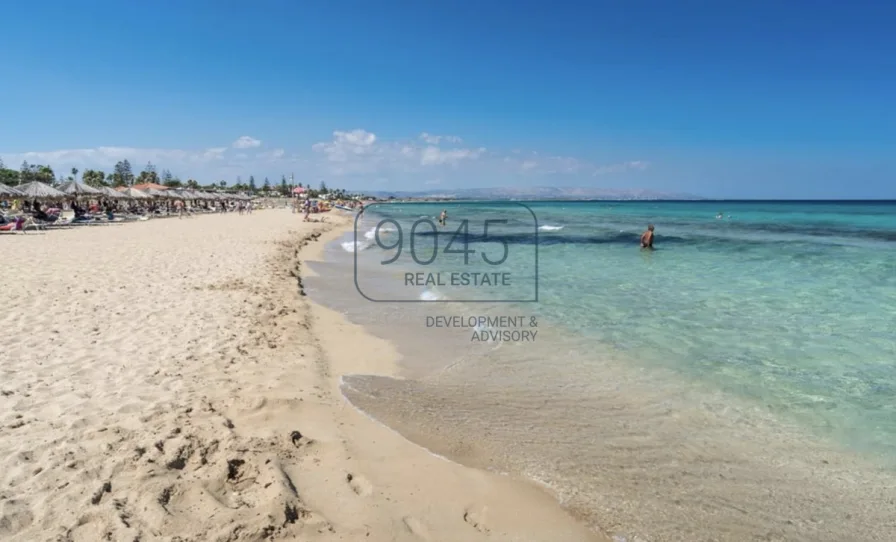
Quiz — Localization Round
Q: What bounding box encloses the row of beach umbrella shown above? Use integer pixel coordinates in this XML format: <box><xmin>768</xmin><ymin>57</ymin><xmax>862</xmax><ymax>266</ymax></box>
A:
<box><xmin>0</xmin><ymin>181</ymin><xmax>254</xmax><ymax>201</ymax></box>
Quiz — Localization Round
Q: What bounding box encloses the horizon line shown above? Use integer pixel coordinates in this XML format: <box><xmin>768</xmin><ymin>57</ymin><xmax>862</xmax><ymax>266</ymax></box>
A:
<box><xmin>373</xmin><ymin>197</ymin><xmax>896</xmax><ymax>202</ymax></box>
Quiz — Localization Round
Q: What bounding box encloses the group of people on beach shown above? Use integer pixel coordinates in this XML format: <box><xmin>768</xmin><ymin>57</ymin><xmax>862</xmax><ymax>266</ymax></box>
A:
<box><xmin>174</xmin><ymin>199</ymin><xmax>252</xmax><ymax>218</ymax></box>
<box><xmin>173</xmin><ymin>199</ymin><xmax>250</xmax><ymax>217</ymax></box>
<box><xmin>235</xmin><ymin>200</ymin><xmax>254</xmax><ymax>215</ymax></box>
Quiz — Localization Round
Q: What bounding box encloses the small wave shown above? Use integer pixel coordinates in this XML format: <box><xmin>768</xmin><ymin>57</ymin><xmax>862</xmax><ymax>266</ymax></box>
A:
<box><xmin>338</xmin><ymin>375</ymin><xmax>454</xmax><ymax>464</ymax></box>
<box><xmin>363</xmin><ymin>226</ymin><xmax>396</xmax><ymax>240</ymax></box>
<box><xmin>341</xmin><ymin>240</ymin><xmax>374</xmax><ymax>252</ymax></box>
<box><xmin>539</xmin><ymin>225</ymin><xmax>564</xmax><ymax>231</ymax></box>
<box><xmin>419</xmin><ymin>289</ymin><xmax>443</xmax><ymax>301</ymax></box>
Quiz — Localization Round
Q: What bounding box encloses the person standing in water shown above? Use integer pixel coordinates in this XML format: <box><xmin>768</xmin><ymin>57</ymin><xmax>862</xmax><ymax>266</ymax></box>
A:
<box><xmin>439</xmin><ymin>209</ymin><xmax>447</xmax><ymax>227</ymax></box>
<box><xmin>640</xmin><ymin>224</ymin><xmax>655</xmax><ymax>249</ymax></box>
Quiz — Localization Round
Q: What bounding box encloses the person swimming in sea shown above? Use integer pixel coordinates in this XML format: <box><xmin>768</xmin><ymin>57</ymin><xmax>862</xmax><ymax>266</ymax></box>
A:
<box><xmin>640</xmin><ymin>224</ymin><xmax>655</xmax><ymax>249</ymax></box>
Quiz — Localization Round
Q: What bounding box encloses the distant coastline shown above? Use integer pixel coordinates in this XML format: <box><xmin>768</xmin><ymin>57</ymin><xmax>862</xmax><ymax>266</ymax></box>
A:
<box><xmin>362</xmin><ymin>186</ymin><xmax>896</xmax><ymax>203</ymax></box>
<box><xmin>371</xmin><ymin>197</ymin><xmax>708</xmax><ymax>203</ymax></box>
<box><xmin>364</xmin><ymin>186</ymin><xmax>704</xmax><ymax>201</ymax></box>
<box><xmin>369</xmin><ymin>197</ymin><xmax>896</xmax><ymax>203</ymax></box>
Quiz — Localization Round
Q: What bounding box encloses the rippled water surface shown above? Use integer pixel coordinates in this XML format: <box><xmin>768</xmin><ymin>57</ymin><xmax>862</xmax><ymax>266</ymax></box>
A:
<box><xmin>310</xmin><ymin>201</ymin><xmax>896</xmax><ymax>542</ymax></box>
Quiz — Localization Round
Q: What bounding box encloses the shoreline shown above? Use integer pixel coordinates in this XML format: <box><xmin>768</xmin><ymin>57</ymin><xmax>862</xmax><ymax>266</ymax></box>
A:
<box><xmin>300</xmin><ymin>214</ymin><xmax>609</xmax><ymax>541</ymax></box>
<box><xmin>0</xmin><ymin>210</ymin><xmax>604</xmax><ymax>542</ymax></box>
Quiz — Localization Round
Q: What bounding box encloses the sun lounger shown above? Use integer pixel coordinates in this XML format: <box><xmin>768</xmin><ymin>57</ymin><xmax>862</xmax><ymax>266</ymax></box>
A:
<box><xmin>0</xmin><ymin>216</ymin><xmax>27</xmax><ymax>234</ymax></box>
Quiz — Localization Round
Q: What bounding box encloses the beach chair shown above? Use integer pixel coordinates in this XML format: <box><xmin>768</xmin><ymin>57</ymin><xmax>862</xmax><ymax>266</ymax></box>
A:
<box><xmin>0</xmin><ymin>216</ymin><xmax>26</xmax><ymax>234</ymax></box>
<box><xmin>25</xmin><ymin>216</ymin><xmax>53</xmax><ymax>230</ymax></box>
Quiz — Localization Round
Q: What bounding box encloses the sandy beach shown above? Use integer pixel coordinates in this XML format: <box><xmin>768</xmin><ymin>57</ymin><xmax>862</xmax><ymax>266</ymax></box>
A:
<box><xmin>0</xmin><ymin>210</ymin><xmax>603</xmax><ymax>542</ymax></box>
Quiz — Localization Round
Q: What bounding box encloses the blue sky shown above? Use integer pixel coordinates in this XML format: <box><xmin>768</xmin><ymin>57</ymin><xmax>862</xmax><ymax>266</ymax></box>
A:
<box><xmin>1</xmin><ymin>0</ymin><xmax>893</xmax><ymax>198</ymax></box>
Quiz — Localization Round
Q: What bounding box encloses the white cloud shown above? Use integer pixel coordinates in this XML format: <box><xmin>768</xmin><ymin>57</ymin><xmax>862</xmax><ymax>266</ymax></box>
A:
<box><xmin>232</xmin><ymin>136</ymin><xmax>261</xmax><ymax>149</ymax></box>
<box><xmin>310</xmin><ymin>129</ymin><xmax>483</xmax><ymax>175</ymax></box>
<box><xmin>419</xmin><ymin>132</ymin><xmax>463</xmax><ymax>145</ymax></box>
<box><xmin>0</xmin><ymin>129</ymin><xmax>650</xmax><ymax>187</ymax></box>
<box><xmin>496</xmin><ymin>151</ymin><xmax>649</xmax><ymax>178</ymax></box>
<box><xmin>419</xmin><ymin>145</ymin><xmax>485</xmax><ymax>166</ymax></box>
<box><xmin>312</xmin><ymin>129</ymin><xmax>378</xmax><ymax>163</ymax></box>
<box><xmin>6</xmin><ymin>146</ymin><xmax>229</xmax><ymax>169</ymax></box>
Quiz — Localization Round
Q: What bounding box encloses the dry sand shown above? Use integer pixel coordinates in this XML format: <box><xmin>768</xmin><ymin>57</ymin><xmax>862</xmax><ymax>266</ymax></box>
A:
<box><xmin>0</xmin><ymin>210</ymin><xmax>605</xmax><ymax>542</ymax></box>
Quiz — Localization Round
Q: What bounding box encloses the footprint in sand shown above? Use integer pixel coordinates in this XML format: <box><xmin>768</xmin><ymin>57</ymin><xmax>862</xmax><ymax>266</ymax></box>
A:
<box><xmin>0</xmin><ymin>500</ymin><xmax>35</xmax><ymax>537</ymax></box>
<box><xmin>402</xmin><ymin>516</ymin><xmax>431</xmax><ymax>539</ymax></box>
<box><xmin>463</xmin><ymin>506</ymin><xmax>490</xmax><ymax>534</ymax></box>
<box><xmin>345</xmin><ymin>473</ymin><xmax>372</xmax><ymax>497</ymax></box>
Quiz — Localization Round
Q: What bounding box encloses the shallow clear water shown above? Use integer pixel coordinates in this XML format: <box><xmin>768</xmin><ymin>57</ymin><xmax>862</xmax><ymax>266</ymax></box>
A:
<box><xmin>311</xmin><ymin>201</ymin><xmax>896</xmax><ymax>542</ymax></box>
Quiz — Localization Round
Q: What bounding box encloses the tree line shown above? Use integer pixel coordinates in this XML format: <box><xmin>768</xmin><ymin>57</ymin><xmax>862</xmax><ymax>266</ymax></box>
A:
<box><xmin>0</xmin><ymin>158</ymin><xmax>354</xmax><ymax>199</ymax></box>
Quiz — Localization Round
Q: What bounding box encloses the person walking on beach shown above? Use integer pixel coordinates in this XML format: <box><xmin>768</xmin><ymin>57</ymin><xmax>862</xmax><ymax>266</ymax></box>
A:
<box><xmin>640</xmin><ymin>224</ymin><xmax>655</xmax><ymax>249</ymax></box>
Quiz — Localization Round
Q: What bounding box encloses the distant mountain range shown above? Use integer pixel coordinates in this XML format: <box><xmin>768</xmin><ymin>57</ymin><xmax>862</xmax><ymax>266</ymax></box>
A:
<box><xmin>365</xmin><ymin>186</ymin><xmax>704</xmax><ymax>201</ymax></box>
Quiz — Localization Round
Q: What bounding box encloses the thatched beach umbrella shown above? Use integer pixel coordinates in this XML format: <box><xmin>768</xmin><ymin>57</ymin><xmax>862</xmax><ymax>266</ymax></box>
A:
<box><xmin>0</xmin><ymin>184</ymin><xmax>23</xmax><ymax>197</ymax></box>
<box><xmin>58</xmin><ymin>180</ymin><xmax>103</xmax><ymax>196</ymax></box>
<box><xmin>132</xmin><ymin>182</ymin><xmax>168</xmax><ymax>192</ymax></box>
<box><xmin>15</xmin><ymin>181</ymin><xmax>67</xmax><ymax>199</ymax></box>
<box><xmin>119</xmin><ymin>187</ymin><xmax>151</xmax><ymax>199</ymax></box>
<box><xmin>99</xmin><ymin>186</ymin><xmax>128</xmax><ymax>199</ymax></box>
<box><xmin>142</xmin><ymin>187</ymin><xmax>169</xmax><ymax>198</ymax></box>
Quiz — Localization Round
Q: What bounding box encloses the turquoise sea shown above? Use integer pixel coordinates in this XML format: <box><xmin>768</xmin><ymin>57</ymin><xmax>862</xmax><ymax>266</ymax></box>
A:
<box><xmin>308</xmin><ymin>201</ymin><xmax>896</xmax><ymax>542</ymax></box>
